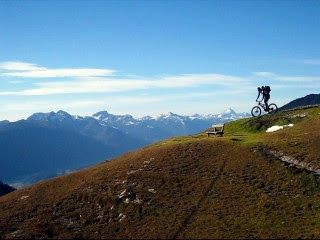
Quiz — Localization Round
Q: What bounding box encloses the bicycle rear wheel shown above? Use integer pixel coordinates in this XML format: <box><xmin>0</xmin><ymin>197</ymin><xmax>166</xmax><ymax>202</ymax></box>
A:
<box><xmin>251</xmin><ymin>106</ymin><xmax>261</xmax><ymax>117</ymax></box>
<box><xmin>268</xmin><ymin>103</ymin><xmax>278</xmax><ymax>114</ymax></box>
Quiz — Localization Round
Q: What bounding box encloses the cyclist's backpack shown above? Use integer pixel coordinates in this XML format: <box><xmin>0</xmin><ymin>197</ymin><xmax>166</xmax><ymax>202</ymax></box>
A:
<box><xmin>264</xmin><ymin>86</ymin><xmax>271</xmax><ymax>94</ymax></box>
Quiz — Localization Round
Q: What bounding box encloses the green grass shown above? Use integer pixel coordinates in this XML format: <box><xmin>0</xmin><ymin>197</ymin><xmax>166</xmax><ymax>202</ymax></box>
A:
<box><xmin>156</xmin><ymin>106</ymin><xmax>320</xmax><ymax>147</ymax></box>
<box><xmin>225</xmin><ymin>106</ymin><xmax>320</xmax><ymax>135</ymax></box>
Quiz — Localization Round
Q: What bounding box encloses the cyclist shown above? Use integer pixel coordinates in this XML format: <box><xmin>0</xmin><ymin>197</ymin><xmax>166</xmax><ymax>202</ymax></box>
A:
<box><xmin>256</xmin><ymin>86</ymin><xmax>271</xmax><ymax>111</ymax></box>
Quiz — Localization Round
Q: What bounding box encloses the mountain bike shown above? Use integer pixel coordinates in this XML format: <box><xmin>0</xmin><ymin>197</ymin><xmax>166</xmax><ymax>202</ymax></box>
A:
<box><xmin>251</xmin><ymin>100</ymin><xmax>278</xmax><ymax>117</ymax></box>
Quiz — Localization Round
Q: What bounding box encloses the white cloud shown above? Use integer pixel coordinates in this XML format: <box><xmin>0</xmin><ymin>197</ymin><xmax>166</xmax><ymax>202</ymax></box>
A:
<box><xmin>252</xmin><ymin>71</ymin><xmax>320</xmax><ymax>82</ymax></box>
<box><xmin>300</xmin><ymin>59</ymin><xmax>320</xmax><ymax>65</ymax></box>
<box><xmin>274</xmin><ymin>75</ymin><xmax>320</xmax><ymax>82</ymax></box>
<box><xmin>3</xmin><ymin>68</ymin><xmax>115</xmax><ymax>78</ymax></box>
<box><xmin>9</xmin><ymin>80</ymin><xmax>24</xmax><ymax>84</ymax></box>
<box><xmin>159</xmin><ymin>74</ymin><xmax>246</xmax><ymax>86</ymax></box>
<box><xmin>0</xmin><ymin>61</ymin><xmax>115</xmax><ymax>78</ymax></box>
<box><xmin>252</xmin><ymin>72</ymin><xmax>275</xmax><ymax>77</ymax></box>
<box><xmin>0</xmin><ymin>61</ymin><xmax>46</xmax><ymax>71</ymax></box>
<box><xmin>1</xmin><ymin>61</ymin><xmax>319</xmax><ymax>97</ymax></box>
<box><xmin>0</xmin><ymin>73</ymin><xmax>252</xmax><ymax>96</ymax></box>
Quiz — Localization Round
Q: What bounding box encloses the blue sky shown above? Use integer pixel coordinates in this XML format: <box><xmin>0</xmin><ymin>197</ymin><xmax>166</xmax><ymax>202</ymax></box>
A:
<box><xmin>0</xmin><ymin>0</ymin><xmax>319</xmax><ymax>121</ymax></box>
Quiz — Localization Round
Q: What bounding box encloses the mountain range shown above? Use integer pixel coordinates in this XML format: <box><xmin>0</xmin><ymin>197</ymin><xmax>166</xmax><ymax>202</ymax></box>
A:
<box><xmin>92</xmin><ymin>108</ymin><xmax>250</xmax><ymax>142</ymax></box>
<box><xmin>0</xmin><ymin>108</ymin><xmax>250</xmax><ymax>186</ymax></box>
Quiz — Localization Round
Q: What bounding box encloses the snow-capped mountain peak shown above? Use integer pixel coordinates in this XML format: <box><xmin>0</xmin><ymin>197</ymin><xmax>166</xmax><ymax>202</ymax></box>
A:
<box><xmin>218</xmin><ymin>108</ymin><xmax>238</xmax><ymax>118</ymax></box>
<box><xmin>27</xmin><ymin>112</ymin><xmax>53</xmax><ymax>121</ymax></box>
<box><xmin>28</xmin><ymin>110</ymin><xmax>73</xmax><ymax>122</ymax></box>
<box><xmin>223</xmin><ymin>108</ymin><xmax>236</xmax><ymax>115</ymax></box>
<box><xmin>156</xmin><ymin>112</ymin><xmax>183</xmax><ymax>120</ymax></box>
<box><xmin>93</xmin><ymin>111</ymin><xmax>110</xmax><ymax>120</ymax></box>
<box><xmin>55</xmin><ymin>110</ymin><xmax>73</xmax><ymax>120</ymax></box>
<box><xmin>137</xmin><ymin>116</ymin><xmax>153</xmax><ymax>121</ymax></box>
<box><xmin>92</xmin><ymin>111</ymin><xmax>137</xmax><ymax>126</ymax></box>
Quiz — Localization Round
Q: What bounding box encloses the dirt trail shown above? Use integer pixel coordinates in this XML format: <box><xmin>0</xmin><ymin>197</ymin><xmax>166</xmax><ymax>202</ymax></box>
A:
<box><xmin>259</xmin><ymin>145</ymin><xmax>320</xmax><ymax>176</ymax></box>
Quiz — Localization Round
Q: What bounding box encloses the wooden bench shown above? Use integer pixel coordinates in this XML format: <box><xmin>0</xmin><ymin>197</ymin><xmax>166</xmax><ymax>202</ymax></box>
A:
<box><xmin>206</xmin><ymin>124</ymin><xmax>224</xmax><ymax>137</ymax></box>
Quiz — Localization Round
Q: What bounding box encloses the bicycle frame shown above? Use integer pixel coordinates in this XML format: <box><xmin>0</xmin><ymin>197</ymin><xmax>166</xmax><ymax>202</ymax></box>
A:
<box><xmin>256</xmin><ymin>100</ymin><xmax>267</xmax><ymax>111</ymax></box>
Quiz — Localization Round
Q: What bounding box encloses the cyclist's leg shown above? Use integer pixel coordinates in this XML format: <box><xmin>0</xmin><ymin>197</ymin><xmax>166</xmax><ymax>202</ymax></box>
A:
<box><xmin>264</xmin><ymin>94</ymin><xmax>270</xmax><ymax>110</ymax></box>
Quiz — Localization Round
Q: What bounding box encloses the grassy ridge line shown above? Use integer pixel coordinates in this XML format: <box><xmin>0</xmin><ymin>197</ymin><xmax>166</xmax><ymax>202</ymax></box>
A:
<box><xmin>223</xmin><ymin>106</ymin><xmax>320</xmax><ymax>138</ymax></box>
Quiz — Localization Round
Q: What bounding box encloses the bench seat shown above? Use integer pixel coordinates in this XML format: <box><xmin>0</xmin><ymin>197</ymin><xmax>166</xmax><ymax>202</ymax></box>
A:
<box><xmin>206</xmin><ymin>124</ymin><xmax>224</xmax><ymax>137</ymax></box>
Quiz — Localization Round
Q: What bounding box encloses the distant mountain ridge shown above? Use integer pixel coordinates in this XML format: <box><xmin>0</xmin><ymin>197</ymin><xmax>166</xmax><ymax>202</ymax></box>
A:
<box><xmin>279</xmin><ymin>94</ymin><xmax>320</xmax><ymax>111</ymax></box>
<box><xmin>0</xmin><ymin>112</ymin><xmax>146</xmax><ymax>185</ymax></box>
<box><xmin>0</xmin><ymin>108</ymin><xmax>250</xmax><ymax>185</ymax></box>
<box><xmin>26</xmin><ymin>108</ymin><xmax>249</xmax><ymax>143</ymax></box>
<box><xmin>92</xmin><ymin>109</ymin><xmax>250</xmax><ymax>142</ymax></box>
<box><xmin>0</xmin><ymin>181</ymin><xmax>15</xmax><ymax>197</ymax></box>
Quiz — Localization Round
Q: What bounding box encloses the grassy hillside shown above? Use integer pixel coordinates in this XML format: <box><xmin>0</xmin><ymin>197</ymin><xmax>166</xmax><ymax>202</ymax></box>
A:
<box><xmin>0</xmin><ymin>106</ymin><xmax>320</xmax><ymax>239</ymax></box>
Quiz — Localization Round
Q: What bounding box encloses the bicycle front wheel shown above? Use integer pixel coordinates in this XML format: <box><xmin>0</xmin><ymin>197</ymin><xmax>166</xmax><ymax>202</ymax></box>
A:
<box><xmin>251</xmin><ymin>106</ymin><xmax>261</xmax><ymax>117</ymax></box>
<box><xmin>268</xmin><ymin>103</ymin><xmax>278</xmax><ymax>114</ymax></box>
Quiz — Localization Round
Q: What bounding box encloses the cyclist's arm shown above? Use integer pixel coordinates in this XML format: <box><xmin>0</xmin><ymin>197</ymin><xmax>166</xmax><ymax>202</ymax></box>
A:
<box><xmin>256</xmin><ymin>92</ymin><xmax>261</xmax><ymax>101</ymax></box>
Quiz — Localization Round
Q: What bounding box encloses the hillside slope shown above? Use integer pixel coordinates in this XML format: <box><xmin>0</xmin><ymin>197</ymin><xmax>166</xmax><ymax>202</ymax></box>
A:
<box><xmin>279</xmin><ymin>93</ymin><xmax>320</xmax><ymax>111</ymax></box>
<box><xmin>0</xmin><ymin>106</ymin><xmax>320</xmax><ymax>239</ymax></box>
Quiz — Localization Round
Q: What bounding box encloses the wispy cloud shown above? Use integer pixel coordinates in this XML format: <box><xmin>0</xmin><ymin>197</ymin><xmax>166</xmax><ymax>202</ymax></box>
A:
<box><xmin>252</xmin><ymin>72</ymin><xmax>275</xmax><ymax>77</ymax></box>
<box><xmin>0</xmin><ymin>61</ymin><xmax>116</xmax><ymax>78</ymax></box>
<box><xmin>9</xmin><ymin>80</ymin><xmax>24</xmax><ymax>84</ymax></box>
<box><xmin>0</xmin><ymin>61</ymin><xmax>253</xmax><ymax>96</ymax></box>
<box><xmin>3</xmin><ymin>69</ymin><xmax>116</xmax><ymax>78</ymax></box>
<box><xmin>274</xmin><ymin>75</ymin><xmax>320</xmax><ymax>82</ymax></box>
<box><xmin>1</xmin><ymin>61</ymin><xmax>319</xmax><ymax>97</ymax></box>
<box><xmin>0</xmin><ymin>73</ymin><xmax>252</xmax><ymax>96</ymax></box>
<box><xmin>0</xmin><ymin>61</ymin><xmax>46</xmax><ymax>71</ymax></box>
<box><xmin>252</xmin><ymin>71</ymin><xmax>320</xmax><ymax>82</ymax></box>
<box><xmin>299</xmin><ymin>59</ymin><xmax>320</xmax><ymax>65</ymax></box>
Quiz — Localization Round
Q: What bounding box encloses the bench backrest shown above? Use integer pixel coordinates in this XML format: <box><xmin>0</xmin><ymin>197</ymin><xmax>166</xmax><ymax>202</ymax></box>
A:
<box><xmin>211</xmin><ymin>124</ymin><xmax>224</xmax><ymax>132</ymax></box>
